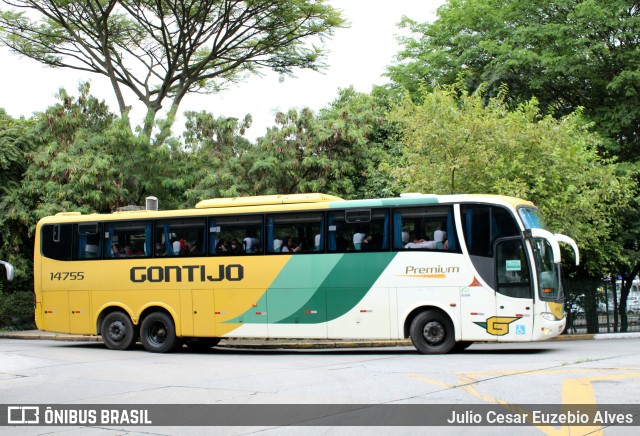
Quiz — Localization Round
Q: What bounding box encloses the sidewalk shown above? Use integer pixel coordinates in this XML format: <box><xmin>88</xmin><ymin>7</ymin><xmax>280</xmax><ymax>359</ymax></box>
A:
<box><xmin>2</xmin><ymin>329</ymin><xmax>640</xmax><ymax>349</ymax></box>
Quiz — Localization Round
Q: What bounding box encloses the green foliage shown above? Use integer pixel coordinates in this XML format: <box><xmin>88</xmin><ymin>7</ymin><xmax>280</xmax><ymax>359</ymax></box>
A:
<box><xmin>248</xmin><ymin>88</ymin><xmax>393</xmax><ymax>198</ymax></box>
<box><xmin>388</xmin><ymin>0</ymin><xmax>640</xmax><ymax>316</ymax></box>
<box><xmin>0</xmin><ymin>109</ymin><xmax>33</xmax><ymax>188</ymax></box>
<box><xmin>179</xmin><ymin>111</ymin><xmax>255</xmax><ymax>204</ymax></box>
<box><xmin>0</xmin><ymin>110</ymin><xmax>36</xmax><ymax>287</ymax></box>
<box><xmin>180</xmin><ymin>87</ymin><xmax>400</xmax><ymax>202</ymax></box>
<box><xmin>389</xmin><ymin>84</ymin><xmax>636</xmax><ymax>273</ymax></box>
<box><xmin>389</xmin><ymin>0</ymin><xmax>640</xmax><ymax>160</ymax></box>
<box><xmin>18</xmin><ymin>86</ymin><xmax>133</xmax><ymax>221</ymax></box>
<box><xmin>0</xmin><ymin>290</ymin><xmax>35</xmax><ymax>330</ymax></box>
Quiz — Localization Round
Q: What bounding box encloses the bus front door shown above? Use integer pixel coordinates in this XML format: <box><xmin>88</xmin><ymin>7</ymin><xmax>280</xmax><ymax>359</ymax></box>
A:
<box><xmin>495</xmin><ymin>238</ymin><xmax>534</xmax><ymax>341</ymax></box>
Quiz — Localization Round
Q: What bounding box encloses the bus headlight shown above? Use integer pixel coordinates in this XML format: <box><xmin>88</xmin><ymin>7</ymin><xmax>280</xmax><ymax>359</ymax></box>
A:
<box><xmin>541</xmin><ymin>312</ymin><xmax>558</xmax><ymax>321</ymax></box>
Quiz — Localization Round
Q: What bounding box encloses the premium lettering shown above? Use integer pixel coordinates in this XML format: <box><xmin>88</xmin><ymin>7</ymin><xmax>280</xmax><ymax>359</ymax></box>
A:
<box><xmin>405</xmin><ymin>265</ymin><xmax>460</xmax><ymax>275</ymax></box>
<box><xmin>130</xmin><ymin>264</ymin><xmax>244</xmax><ymax>283</ymax></box>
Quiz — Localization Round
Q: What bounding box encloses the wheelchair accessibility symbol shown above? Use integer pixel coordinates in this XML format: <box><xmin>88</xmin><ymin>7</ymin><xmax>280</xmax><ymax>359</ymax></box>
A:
<box><xmin>516</xmin><ymin>325</ymin><xmax>526</xmax><ymax>335</ymax></box>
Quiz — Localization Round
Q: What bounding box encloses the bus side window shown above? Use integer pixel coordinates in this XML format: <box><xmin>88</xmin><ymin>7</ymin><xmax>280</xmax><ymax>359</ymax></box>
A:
<box><xmin>209</xmin><ymin>215</ymin><xmax>263</xmax><ymax>256</ymax></box>
<box><xmin>104</xmin><ymin>221</ymin><xmax>153</xmax><ymax>258</ymax></box>
<box><xmin>155</xmin><ymin>218</ymin><xmax>206</xmax><ymax>257</ymax></box>
<box><xmin>392</xmin><ymin>206</ymin><xmax>456</xmax><ymax>252</ymax></box>
<box><xmin>41</xmin><ymin>224</ymin><xmax>73</xmax><ymax>261</ymax></box>
<box><xmin>74</xmin><ymin>223</ymin><xmax>102</xmax><ymax>260</ymax></box>
<box><xmin>267</xmin><ymin>212</ymin><xmax>323</xmax><ymax>253</ymax></box>
<box><xmin>461</xmin><ymin>205</ymin><xmax>519</xmax><ymax>257</ymax></box>
<box><xmin>327</xmin><ymin>209</ymin><xmax>389</xmax><ymax>252</ymax></box>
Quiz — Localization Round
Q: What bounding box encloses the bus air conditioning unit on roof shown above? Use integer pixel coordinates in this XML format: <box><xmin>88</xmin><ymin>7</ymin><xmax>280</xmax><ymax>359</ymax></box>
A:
<box><xmin>146</xmin><ymin>196</ymin><xmax>159</xmax><ymax>211</ymax></box>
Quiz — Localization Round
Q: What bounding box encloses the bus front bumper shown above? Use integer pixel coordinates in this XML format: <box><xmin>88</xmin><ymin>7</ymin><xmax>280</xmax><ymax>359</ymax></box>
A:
<box><xmin>533</xmin><ymin>314</ymin><xmax>566</xmax><ymax>341</ymax></box>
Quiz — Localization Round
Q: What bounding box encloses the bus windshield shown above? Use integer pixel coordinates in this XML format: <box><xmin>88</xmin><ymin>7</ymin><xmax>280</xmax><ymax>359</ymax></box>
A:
<box><xmin>518</xmin><ymin>207</ymin><xmax>546</xmax><ymax>230</ymax></box>
<box><xmin>531</xmin><ymin>238</ymin><xmax>562</xmax><ymax>301</ymax></box>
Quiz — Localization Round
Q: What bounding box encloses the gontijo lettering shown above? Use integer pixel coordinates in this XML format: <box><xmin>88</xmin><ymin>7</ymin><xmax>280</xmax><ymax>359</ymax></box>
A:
<box><xmin>130</xmin><ymin>264</ymin><xmax>244</xmax><ymax>283</ymax></box>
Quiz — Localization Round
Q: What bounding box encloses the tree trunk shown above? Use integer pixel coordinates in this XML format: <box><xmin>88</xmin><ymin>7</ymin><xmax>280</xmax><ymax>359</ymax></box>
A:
<box><xmin>618</xmin><ymin>262</ymin><xmax>640</xmax><ymax>332</ymax></box>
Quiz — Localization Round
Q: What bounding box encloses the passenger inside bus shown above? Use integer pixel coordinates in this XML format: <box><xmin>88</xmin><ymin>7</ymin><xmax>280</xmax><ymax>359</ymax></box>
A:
<box><xmin>229</xmin><ymin>239</ymin><xmax>242</xmax><ymax>255</ymax></box>
<box><xmin>361</xmin><ymin>234</ymin><xmax>378</xmax><ymax>251</ymax></box>
<box><xmin>353</xmin><ymin>232</ymin><xmax>365</xmax><ymax>250</ymax></box>
<box><xmin>405</xmin><ymin>233</ymin><xmax>437</xmax><ymax>249</ymax></box>
<box><xmin>434</xmin><ymin>229</ymin><xmax>448</xmax><ymax>249</ymax></box>
<box><xmin>281</xmin><ymin>237</ymin><xmax>302</xmax><ymax>253</ymax></box>
<box><xmin>273</xmin><ymin>238</ymin><xmax>283</xmax><ymax>252</ymax></box>
<box><xmin>215</xmin><ymin>239</ymin><xmax>230</xmax><ymax>254</ymax></box>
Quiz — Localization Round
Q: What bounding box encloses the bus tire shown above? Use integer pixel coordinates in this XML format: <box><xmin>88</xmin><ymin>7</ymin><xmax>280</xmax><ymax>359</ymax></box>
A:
<box><xmin>452</xmin><ymin>341</ymin><xmax>473</xmax><ymax>353</ymax></box>
<box><xmin>410</xmin><ymin>310</ymin><xmax>455</xmax><ymax>354</ymax></box>
<box><xmin>139</xmin><ymin>312</ymin><xmax>180</xmax><ymax>353</ymax></box>
<box><xmin>184</xmin><ymin>338</ymin><xmax>221</xmax><ymax>351</ymax></box>
<box><xmin>101</xmin><ymin>311</ymin><xmax>137</xmax><ymax>350</ymax></box>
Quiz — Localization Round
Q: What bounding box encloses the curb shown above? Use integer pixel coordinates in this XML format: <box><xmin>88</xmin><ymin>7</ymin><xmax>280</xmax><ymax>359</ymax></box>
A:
<box><xmin>0</xmin><ymin>331</ymin><xmax>102</xmax><ymax>342</ymax></box>
<box><xmin>2</xmin><ymin>331</ymin><xmax>639</xmax><ymax>348</ymax></box>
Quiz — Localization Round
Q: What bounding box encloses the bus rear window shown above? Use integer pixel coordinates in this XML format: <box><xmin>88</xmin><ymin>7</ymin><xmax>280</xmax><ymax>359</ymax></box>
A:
<box><xmin>41</xmin><ymin>224</ymin><xmax>73</xmax><ymax>261</ymax></box>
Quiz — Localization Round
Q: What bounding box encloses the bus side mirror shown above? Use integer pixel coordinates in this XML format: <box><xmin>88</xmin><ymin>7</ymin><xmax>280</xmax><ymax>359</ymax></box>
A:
<box><xmin>525</xmin><ymin>229</ymin><xmax>561</xmax><ymax>264</ymax></box>
<box><xmin>554</xmin><ymin>233</ymin><xmax>580</xmax><ymax>266</ymax></box>
<box><xmin>0</xmin><ymin>261</ymin><xmax>14</xmax><ymax>281</ymax></box>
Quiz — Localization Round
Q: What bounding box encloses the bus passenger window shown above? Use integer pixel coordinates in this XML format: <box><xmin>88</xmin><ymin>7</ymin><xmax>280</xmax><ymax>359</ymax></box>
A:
<box><xmin>104</xmin><ymin>221</ymin><xmax>152</xmax><ymax>258</ymax></box>
<box><xmin>208</xmin><ymin>215</ymin><xmax>262</xmax><ymax>256</ymax></box>
<box><xmin>392</xmin><ymin>206</ymin><xmax>456</xmax><ymax>252</ymax></box>
<box><xmin>74</xmin><ymin>223</ymin><xmax>102</xmax><ymax>260</ymax></box>
<box><xmin>327</xmin><ymin>209</ymin><xmax>388</xmax><ymax>252</ymax></box>
<box><xmin>155</xmin><ymin>218</ymin><xmax>206</xmax><ymax>257</ymax></box>
<box><xmin>267</xmin><ymin>212</ymin><xmax>323</xmax><ymax>254</ymax></box>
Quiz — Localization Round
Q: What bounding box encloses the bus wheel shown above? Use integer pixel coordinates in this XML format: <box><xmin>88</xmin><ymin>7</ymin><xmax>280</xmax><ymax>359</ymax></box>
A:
<box><xmin>452</xmin><ymin>341</ymin><xmax>473</xmax><ymax>353</ymax></box>
<box><xmin>184</xmin><ymin>338</ymin><xmax>221</xmax><ymax>351</ymax></box>
<box><xmin>140</xmin><ymin>312</ymin><xmax>180</xmax><ymax>353</ymax></box>
<box><xmin>101</xmin><ymin>311</ymin><xmax>137</xmax><ymax>350</ymax></box>
<box><xmin>410</xmin><ymin>310</ymin><xmax>455</xmax><ymax>354</ymax></box>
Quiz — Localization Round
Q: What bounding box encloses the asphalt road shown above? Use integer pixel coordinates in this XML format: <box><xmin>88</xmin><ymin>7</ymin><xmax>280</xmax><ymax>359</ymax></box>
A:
<box><xmin>1</xmin><ymin>335</ymin><xmax>639</xmax><ymax>435</ymax></box>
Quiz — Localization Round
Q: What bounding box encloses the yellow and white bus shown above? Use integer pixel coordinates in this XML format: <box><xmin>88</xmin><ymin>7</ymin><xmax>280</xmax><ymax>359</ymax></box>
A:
<box><xmin>34</xmin><ymin>193</ymin><xmax>578</xmax><ymax>354</ymax></box>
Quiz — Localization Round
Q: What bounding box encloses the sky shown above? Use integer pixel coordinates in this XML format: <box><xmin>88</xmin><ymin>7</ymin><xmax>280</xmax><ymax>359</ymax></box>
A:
<box><xmin>0</xmin><ymin>0</ymin><xmax>445</xmax><ymax>141</ymax></box>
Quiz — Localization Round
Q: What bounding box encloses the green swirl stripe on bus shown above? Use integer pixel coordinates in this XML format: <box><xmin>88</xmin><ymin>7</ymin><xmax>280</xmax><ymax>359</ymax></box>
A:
<box><xmin>225</xmin><ymin>253</ymin><xmax>397</xmax><ymax>325</ymax></box>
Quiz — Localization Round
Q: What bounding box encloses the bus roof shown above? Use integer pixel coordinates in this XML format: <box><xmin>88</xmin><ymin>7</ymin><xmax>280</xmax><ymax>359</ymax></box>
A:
<box><xmin>195</xmin><ymin>193</ymin><xmax>344</xmax><ymax>209</ymax></box>
<box><xmin>38</xmin><ymin>193</ymin><xmax>534</xmax><ymax>224</ymax></box>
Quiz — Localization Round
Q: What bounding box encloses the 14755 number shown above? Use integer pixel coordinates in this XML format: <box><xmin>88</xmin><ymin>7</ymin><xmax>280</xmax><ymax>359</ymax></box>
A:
<box><xmin>49</xmin><ymin>272</ymin><xmax>84</xmax><ymax>281</ymax></box>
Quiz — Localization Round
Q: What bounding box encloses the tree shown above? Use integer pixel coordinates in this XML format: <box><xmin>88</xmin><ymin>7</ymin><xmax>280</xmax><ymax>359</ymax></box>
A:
<box><xmin>389</xmin><ymin>84</ymin><xmax>636</xmax><ymax>276</ymax></box>
<box><xmin>0</xmin><ymin>0</ymin><xmax>345</xmax><ymax>139</ymax></box>
<box><xmin>246</xmin><ymin>87</ymin><xmax>394</xmax><ymax>198</ymax></box>
<box><xmin>10</xmin><ymin>84</ymin><xmax>152</xmax><ymax>230</ymax></box>
<box><xmin>179</xmin><ymin>87</ymin><xmax>399</xmax><ymax>203</ymax></box>
<box><xmin>388</xmin><ymin>0</ymin><xmax>640</xmax><ymax>160</ymax></box>
<box><xmin>180</xmin><ymin>110</ymin><xmax>256</xmax><ymax>204</ymax></box>
<box><xmin>0</xmin><ymin>109</ymin><xmax>36</xmax><ymax>288</ymax></box>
